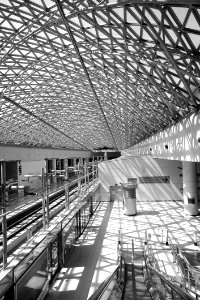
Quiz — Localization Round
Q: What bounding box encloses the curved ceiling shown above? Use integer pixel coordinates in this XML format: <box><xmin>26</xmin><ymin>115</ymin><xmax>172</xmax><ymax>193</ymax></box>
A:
<box><xmin>0</xmin><ymin>0</ymin><xmax>200</xmax><ymax>151</ymax></box>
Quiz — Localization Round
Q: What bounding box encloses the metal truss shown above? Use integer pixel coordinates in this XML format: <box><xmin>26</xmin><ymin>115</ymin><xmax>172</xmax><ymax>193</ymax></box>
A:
<box><xmin>0</xmin><ymin>0</ymin><xmax>200</xmax><ymax>150</ymax></box>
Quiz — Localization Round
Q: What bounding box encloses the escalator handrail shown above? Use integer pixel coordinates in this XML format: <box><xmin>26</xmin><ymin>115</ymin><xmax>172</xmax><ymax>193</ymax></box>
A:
<box><xmin>88</xmin><ymin>254</ymin><xmax>126</xmax><ymax>300</ymax></box>
<box><xmin>169</xmin><ymin>237</ymin><xmax>199</xmax><ymax>272</ymax></box>
<box><xmin>169</xmin><ymin>237</ymin><xmax>200</xmax><ymax>288</ymax></box>
<box><xmin>144</xmin><ymin>255</ymin><xmax>196</xmax><ymax>300</ymax></box>
<box><xmin>88</xmin><ymin>265</ymin><xmax>119</xmax><ymax>300</ymax></box>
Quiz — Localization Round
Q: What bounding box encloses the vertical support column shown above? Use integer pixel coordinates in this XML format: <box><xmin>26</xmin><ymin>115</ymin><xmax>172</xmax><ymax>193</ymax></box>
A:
<box><xmin>86</xmin><ymin>158</ymin><xmax>90</xmax><ymax>190</ymax></box>
<box><xmin>65</xmin><ymin>183</ymin><xmax>69</xmax><ymax>210</ymax></box>
<box><xmin>57</xmin><ymin>159</ymin><xmax>61</xmax><ymax>186</ymax></box>
<box><xmin>84</xmin><ymin>161</ymin><xmax>87</xmax><ymax>194</ymax></box>
<box><xmin>64</xmin><ymin>158</ymin><xmax>69</xmax><ymax>181</ymax></box>
<box><xmin>79</xmin><ymin>157</ymin><xmax>83</xmax><ymax>167</ymax></box>
<box><xmin>73</xmin><ymin>157</ymin><xmax>76</xmax><ymax>168</ymax></box>
<box><xmin>96</xmin><ymin>159</ymin><xmax>98</xmax><ymax>179</ymax></box>
<box><xmin>64</xmin><ymin>158</ymin><xmax>70</xmax><ymax>209</ymax></box>
<box><xmin>92</xmin><ymin>157</ymin><xmax>95</xmax><ymax>186</ymax></box>
<box><xmin>79</xmin><ymin>158</ymin><xmax>84</xmax><ymax>197</ymax></box>
<box><xmin>52</xmin><ymin>158</ymin><xmax>57</xmax><ymax>185</ymax></box>
<box><xmin>42</xmin><ymin>167</ymin><xmax>46</xmax><ymax>230</ymax></box>
<box><xmin>183</xmin><ymin>161</ymin><xmax>198</xmax><ymax>216</ymax></box>
<box><xmin>77</xmin><ymin>158</ymin><xmax>81</xmax><ymax>195</ymax></box>
<box><xmin>57</xmin><ymin>158</ymin><xmax>61</xmax><ymax>170</ymax></box>
<box><xmin>1</xmin><ymin>160</ymin><xmax>7</xmax><ymax>268</ymax></box>
<box><xmin>104</xmin><ymin>151</ymin><xmax>108</xmax><ymax>161</ymax></box>
<box><xmin>60</xmin><ymin>159</ymin><xmax>64</xmax><ymax>183</ymax></box>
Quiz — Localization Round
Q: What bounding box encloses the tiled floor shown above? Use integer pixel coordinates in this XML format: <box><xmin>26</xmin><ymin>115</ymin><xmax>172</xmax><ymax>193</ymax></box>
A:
<box><xmin>45</xmin><ymin>198</ymin><xmax>200</xmax><ymax>300</ymax></box>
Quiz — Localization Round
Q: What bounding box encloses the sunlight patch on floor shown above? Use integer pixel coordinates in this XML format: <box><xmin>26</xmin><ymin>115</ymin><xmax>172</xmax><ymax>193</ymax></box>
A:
<box><xmin>52</xmin><ymin>267</ymin><xmax>84</xmax><ymax>292</ymax></box>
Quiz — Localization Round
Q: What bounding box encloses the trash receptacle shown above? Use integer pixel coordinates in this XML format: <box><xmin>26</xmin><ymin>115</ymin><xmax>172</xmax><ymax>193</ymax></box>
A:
<box><xmin>121</xmin><ymin>182</ymin><xmax>138</xmax><ymax>215</ymax></box>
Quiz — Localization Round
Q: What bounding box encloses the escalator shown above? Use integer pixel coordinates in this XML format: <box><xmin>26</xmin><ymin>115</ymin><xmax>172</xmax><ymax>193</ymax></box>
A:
<box><xmin>144</xmin><ymin>255</ymin><xmax>196</xmax><ymax>300</ymax></box>
<box><xmin>88</xmin><ymin>242</ymin><xmax>198</xmax><ymax>300</ymax></box>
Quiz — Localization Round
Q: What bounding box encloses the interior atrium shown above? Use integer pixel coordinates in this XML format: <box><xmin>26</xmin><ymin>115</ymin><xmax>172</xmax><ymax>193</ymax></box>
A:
<box><xmin>1</xmin><ymin>1</ymin><xmax>200</xmax><ymax>300</ymax></box>
<box><xmin>1</xmin><ymin>0</ymin><xmax>200</xmax><ymax>151</ymax></box>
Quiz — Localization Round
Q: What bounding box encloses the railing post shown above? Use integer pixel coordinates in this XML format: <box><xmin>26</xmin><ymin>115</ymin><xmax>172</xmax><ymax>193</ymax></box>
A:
<box><xmin>65</xmin><ymin>183</ymin><xmax>69</xmax><ymax>209</ymax></box>
<box><xmin>132</xmin><ymin>239</ymin><xmax>134</xmax><ymax>262</ymax></box>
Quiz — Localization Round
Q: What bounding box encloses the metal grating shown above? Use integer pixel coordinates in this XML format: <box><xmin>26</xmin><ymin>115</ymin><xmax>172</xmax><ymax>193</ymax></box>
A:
<box><xmin>0</xmin><ymin>0</ymin><xmax>200</xmax><ymax>151</ymax></box>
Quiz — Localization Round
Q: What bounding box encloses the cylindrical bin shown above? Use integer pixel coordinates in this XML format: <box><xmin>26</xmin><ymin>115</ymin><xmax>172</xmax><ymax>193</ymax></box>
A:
<box><xmin>121</xmin><ymin>183</ymin><xmax>138</xmax><ymax>215</ymax></box>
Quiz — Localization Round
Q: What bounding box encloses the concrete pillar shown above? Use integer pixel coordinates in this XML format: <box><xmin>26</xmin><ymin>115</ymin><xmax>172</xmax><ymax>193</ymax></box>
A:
<box><xmin>57</xmin><ymin>159</ymin><xmax>62</xmax><ymax>185</ymax></box>
<box><xmin>79</xmin><ymin>157</ymin><xmax>83</xmax><ymax>167</ymax></box>
<box><xmin>73</xmin><ymin>157</ymin><xmax>76</xmax><ymax>167</ymax></box>
<box><xmin>183</xmin><ymin>161</ymin><xmax>198</xmax><ymax>216</ymax></box>
<box><xmin>57</xmin><ymin>159</ymin><xmax>61</xmax><ymax>170</ymax></box>
<box><xmin>104</xmin><ymin>152</ymin><xmax>107</xmax><ymax>160</ymax></box>
<box><xmin>52</xmin><ymin>158</ymin><xmax>57</xmax><ymax>184</ymax></box>
<box><xmin>44</xmin><ymin>159</ymin><xmax>49</xmax><ymax>225</ymax></box>
<box><xmin>64</xmin><ymin>158</ymin><xmax>69</xmax><ymax>181</ymax></box>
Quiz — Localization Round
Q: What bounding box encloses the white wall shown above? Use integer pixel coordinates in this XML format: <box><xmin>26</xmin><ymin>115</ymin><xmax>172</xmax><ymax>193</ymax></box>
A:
<box><xmin>99</xmin><ymin>156</ymin><xmax>183</xmax><ymax>202</ymax></box>
<box><xmin>123</xmin><ymin>111</ymin><xmax>200</xmax><ymax>162</ymax></box>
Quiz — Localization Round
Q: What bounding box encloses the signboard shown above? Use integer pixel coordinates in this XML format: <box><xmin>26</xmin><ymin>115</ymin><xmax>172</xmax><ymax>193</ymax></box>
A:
<box><xmin>139</xmin><ymin>176</ymin><xmax>170</xmax><ymax>184</ymax></box>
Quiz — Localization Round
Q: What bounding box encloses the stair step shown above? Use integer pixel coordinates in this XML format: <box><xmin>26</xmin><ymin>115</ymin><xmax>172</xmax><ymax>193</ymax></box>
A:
<box><xmin>122</xmin><ymin>249</ymin><xmax>151</xmax><ymax>299</ymax></box>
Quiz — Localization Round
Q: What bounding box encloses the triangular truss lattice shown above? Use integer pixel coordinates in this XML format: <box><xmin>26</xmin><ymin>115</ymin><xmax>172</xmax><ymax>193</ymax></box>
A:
<box><xmin>0</xmin><ymin>0</ymin><xmax>200</xmax><ymax>151</ymax></box>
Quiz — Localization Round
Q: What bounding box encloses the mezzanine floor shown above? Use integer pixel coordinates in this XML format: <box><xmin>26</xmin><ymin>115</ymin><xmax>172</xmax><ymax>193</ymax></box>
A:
<box><xmin>45</xmin><ymin>195</ymin><xmax>200</xmax><ymax>300</ymax></box>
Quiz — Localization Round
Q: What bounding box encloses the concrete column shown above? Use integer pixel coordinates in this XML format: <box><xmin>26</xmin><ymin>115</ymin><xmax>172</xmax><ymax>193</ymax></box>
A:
<box><xmin>79</xmin><ymin>157</ymin><xmax>83</xmax><ymax>167</ymax></box>
<box><xmin>45</xmin><ymin>159</ymin><xmax>49</xmax><ymax>225</ymax></box>
<box><xmin>60</xmin><ymin>159</ymin><xmax>64</xmax><ymax>182</ymax></box>
<box><xmin>57</xmin><ymin>159</ymin><xmax>61</xmax><ymax>170</ymax></box>
<box><xmin>57</xmin><ymin>159</ymin><xmax>62</xmax><ymax>185</ymax></box>
<box><xmin>52</xmin><ymin>158</ymin><xmax>57</xmax><ymax>184</ymax></box>
<box><xmin>73</xmin><ymin>157</ymin><xmax>76</xmax><ymax>167</ymax></box>
<box><xmin>86</xmin><ymin>158</ymin><xmax>90</xmax><ymax>189</ymax></box>
<box><xmin>104</xmin><ymin>152</ymin><xmax>106</xmax><ymax>160</ymax></box>
<box><xmin>183</xmin><ymin>161</ymin><xmax>198</xmax><ymax>216</ymax></box>
<box><xmin>77</xmin><ymin>158</ymin><xmax>81</xmax><ymax>195</ymax></box>
<box><xmin>64</xmin><ymin>158</ymin><xmax>69</xmax><ymax>181</ymax></box>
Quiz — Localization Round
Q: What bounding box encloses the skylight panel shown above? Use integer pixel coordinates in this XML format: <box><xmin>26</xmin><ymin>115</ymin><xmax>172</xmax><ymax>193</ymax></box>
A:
<box><xmin>188</xmin><ymin>33</ymin><xmax>200</xmax><ymax>49</ymax></box>
<box><xmin>171</xmin><ymin>7</ymin><xmax>188</xmax><ymax>24</ymax></box>
<box><xmin>186</xmin><ymin>12</ymin><xmax>199</xmax><ymax>30</ymax></box>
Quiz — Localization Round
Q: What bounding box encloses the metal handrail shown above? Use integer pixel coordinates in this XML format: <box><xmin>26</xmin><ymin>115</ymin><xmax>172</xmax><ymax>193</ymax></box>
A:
<box><xmin>88</xmin><ymin>248</ymin><xmax>126</xmax><ymax>300</ymax></box>
<box><xmin>144</xmin><ymin>239</ymin><xmax>200</xmax><ymax>299</ymax></box>
<box><xmin>145</xmin><ymin>255</ymin><xmax>196</xmax><ymax>300</ymax></box>
<box><xmin>169</xmin><ymin>238</ymin><xmax>200</xmax><ymax>295</ymax></box>
<box><xmin>88</xmin><ymin>265</ymin><xmax>119</xmax><ymax>300</ymax></box>
<box><xmin>144</xmin><ymin>254</ymin><xmax>197</xmax><ymax>300</ymax></box>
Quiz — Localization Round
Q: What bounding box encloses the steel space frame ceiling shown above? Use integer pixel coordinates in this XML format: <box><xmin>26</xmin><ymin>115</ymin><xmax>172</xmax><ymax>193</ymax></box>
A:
<box><xmin>0</xmin><ymin>0</ymin><xmax>200</xmax><ymax>151</ymax></box>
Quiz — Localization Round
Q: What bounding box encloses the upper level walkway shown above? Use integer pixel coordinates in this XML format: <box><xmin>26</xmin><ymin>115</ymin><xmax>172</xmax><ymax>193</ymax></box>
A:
<box><xmin>45</xmin><ymin>194</ymin><xmax>200</xmax><ymax>300</ymax></box>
